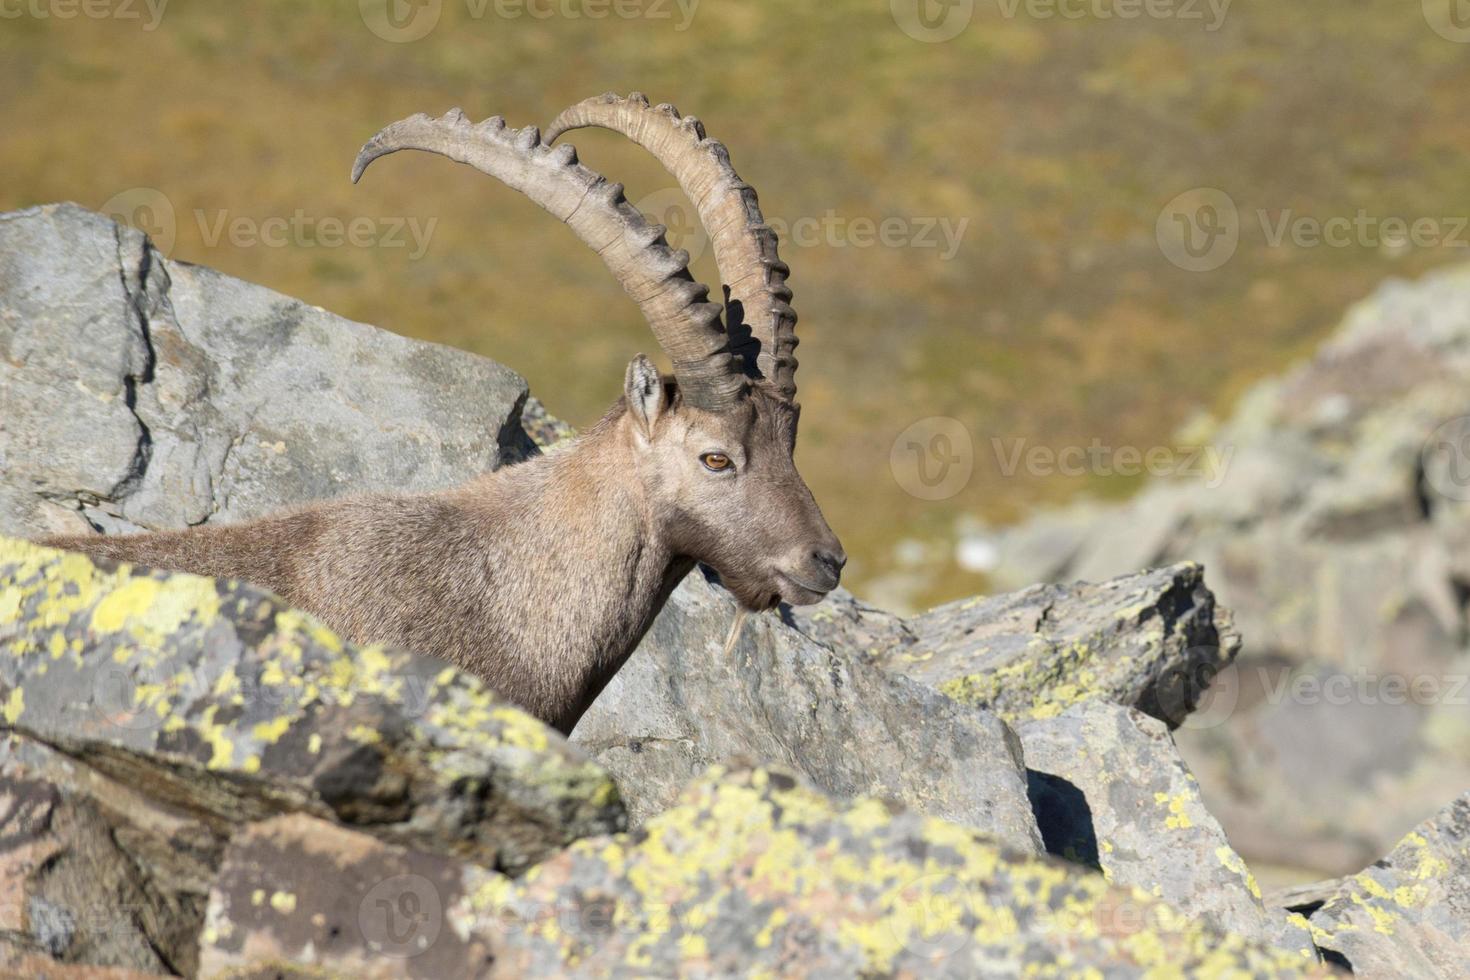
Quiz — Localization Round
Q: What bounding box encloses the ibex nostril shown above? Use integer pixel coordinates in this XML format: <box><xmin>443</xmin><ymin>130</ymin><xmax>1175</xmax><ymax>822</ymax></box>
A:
<box><xmin>813</xmin><ymin>549</ymin><xmax>847</xmax><ymax>580</ymax></box>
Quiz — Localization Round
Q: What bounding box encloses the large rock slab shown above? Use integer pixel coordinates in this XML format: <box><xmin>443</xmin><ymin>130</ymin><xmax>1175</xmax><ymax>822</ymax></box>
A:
<box><xmin>0</xmin><ymin>202</ymin><xmax>534</xmax><ymax>540</ymax></box>
<box><xmin>870</xmin><ymin>561</ymin><xmax>1239</xmax><ymax>729</ymax></box>
<box><xmin>576</xmin><ymin>562</ymin><xmax>1239</xmax><ymax>850</ymax></box>
<box><xmin>1303</xmin><ymin>792</ymin><xmax>1470</xmax><ymax>976</ymax></box>
<box><xmin>573</xmin><ymin>572</ymin><xmax>1042</xmax><ymax>854</ymax></box>
<box><xmin>1019</xmin><ymin>700</ymin><xmax>1313</xmax><ymax>956</ymax></box>
<box><xmin>0</xmin><ymin>536</ymin><xmax>624</xmax><ymax>875</ymax></box>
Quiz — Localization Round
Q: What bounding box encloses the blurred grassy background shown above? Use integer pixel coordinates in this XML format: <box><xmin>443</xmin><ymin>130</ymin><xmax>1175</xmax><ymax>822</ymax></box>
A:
<box><xmin>3</xmin><ymin>1</ymin><xmax>1468</xmax><ymax>610</ymax></box>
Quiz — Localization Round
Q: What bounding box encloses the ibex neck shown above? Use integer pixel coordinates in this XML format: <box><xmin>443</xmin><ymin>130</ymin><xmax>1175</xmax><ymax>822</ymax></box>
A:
<box><xmin>534</xmin><ymin>416</ymin><xmax>660</xmax><ymax>551</ymax></box>
<box><xmin>455</xmin><ymin>412</ymin><xmax>687</xmax><ymax>731</ymax></box>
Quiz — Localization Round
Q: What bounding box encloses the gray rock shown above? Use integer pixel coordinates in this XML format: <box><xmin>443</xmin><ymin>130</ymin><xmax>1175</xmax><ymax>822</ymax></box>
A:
<box><xmin>207</xmin><ymin>767</ymin><xmax>1328</xmax><ymax>979</ymax></box>
<box><xmin>1305</xmin><ymin>791</ymin><xmax>1470</xmax><ymax>976</ymax></box>
<box><xmin>1019</xmin><ymin>701</ymin><xmax>1313</xmax><ymax>957</ymax></box>
<box><xmin>0</xmin><ymin>203</ymin><xmax>532</xmax><ymax>540</ymax></box>
<box><xmin>781</xmin><ymin>585</ymin><xmax>915</xmax><ymax>659</ymax></box>
<box><xmin>574</xmin><ymin>560</ymin><xmax>1240</xmax><ymax>859</ymax></box>
<box><xmin>573</xmin><ymin>572</ymin><xmax>1043</xmax><ymax>855</ymax></box>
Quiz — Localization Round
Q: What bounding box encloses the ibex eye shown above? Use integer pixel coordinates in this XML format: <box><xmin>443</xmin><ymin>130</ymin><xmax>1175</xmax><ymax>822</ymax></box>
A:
<box><xmin>700</xmin><ymin>453</ymin><xmax>732</xmax><ymax>472</ymax></box>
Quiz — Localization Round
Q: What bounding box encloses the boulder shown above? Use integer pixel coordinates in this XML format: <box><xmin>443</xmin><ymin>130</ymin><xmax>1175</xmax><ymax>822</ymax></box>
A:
<box><xmin>0</xmin><ymin>202</ymin><xmax>535</xmax><ymax>541</ymax></box>
<box><xmin>864</xmin><ymin>561</ymin><xmax>1239</xmax><ymax>729</ymax></box>
<box><xmin>0</xmin><ymin>536</ymin><xmax>624</xmax><ymax>877</ymax></box>
<box><xmin>1299</xmin><ymin>792</ymin><xmax>1470</xmax><ymax>976</ymax></box>
<box><xmin>0</xmin><ymin>732</ymin><xmax>211</xmax><ymax>975</ymax></box>
<box><xmin>1019</xmin><ymin>700</ymin><xmax>1312</xmax><ymax>955</ymax></box>
<box><xmin>572</xmin><ymin>572</ymin><xmax>1043</xmax><ymax>855</ymax></box>
<box><xmin>197</xmin><ymin>813</ymin><xmax>500</xmax><ymax>979</ymax></box>
<box><xmin>574</xmin><ymin>560</ymin><xmax>1238</xmax><ymax>852</ymax></box>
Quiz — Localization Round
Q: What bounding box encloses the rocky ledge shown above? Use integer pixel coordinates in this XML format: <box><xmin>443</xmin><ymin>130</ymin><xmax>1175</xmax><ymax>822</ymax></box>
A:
<box><xmin>1</xmin><ymin>204</ymin><xmax>1466</xmax><ymax>976</ymax></box>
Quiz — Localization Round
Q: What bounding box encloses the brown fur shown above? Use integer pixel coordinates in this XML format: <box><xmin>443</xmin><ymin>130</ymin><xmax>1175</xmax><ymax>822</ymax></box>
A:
<box><xmin>40</xmin><ymin>372</ymin><xmax>844</xmax><ymax>733</ymax></box>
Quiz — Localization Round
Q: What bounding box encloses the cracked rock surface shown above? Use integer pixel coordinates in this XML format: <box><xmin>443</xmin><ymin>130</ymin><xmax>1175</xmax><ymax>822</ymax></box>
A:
<box><xmin>1294</xmin><ymin>791</ymin><xmax>1470</xmax><ymax>976</ymax></box>
<box><xmin>866</xmin><ymin>561</ymin><xmax>1238</xmax><ymax>729</ymax></box>
<box><xmin>574</xmin><ymin>561</ymin><xmax>1236</xmax><ymax>839</ymax></box>
<box><xmin>1019</xmin><ymin>700</ymin><xmax>1314</xmax><ymax>956</ymax></box>
<box><xmin>465</xmin><ymin>766</ymin><xmax>1329</xmax><ymax>979</ymax></box>
<box><xmin>0</xmin><ymin>202</ymin><xmax>533</xmax><ymax>540</ymax></box>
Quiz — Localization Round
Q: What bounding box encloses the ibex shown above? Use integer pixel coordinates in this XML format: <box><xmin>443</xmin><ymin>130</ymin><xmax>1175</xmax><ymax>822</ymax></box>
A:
<box><xmin>40</xmin><ymin>94</ymin><xmax>845</xmax><ymax>733</ymax></box>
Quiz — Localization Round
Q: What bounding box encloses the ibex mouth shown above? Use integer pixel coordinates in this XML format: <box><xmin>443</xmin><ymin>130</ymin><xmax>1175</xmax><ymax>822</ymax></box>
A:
<box><xmin>773</xmin><ymin>572</ymin><xmax>832</xmax><ymax>607</ymax></box>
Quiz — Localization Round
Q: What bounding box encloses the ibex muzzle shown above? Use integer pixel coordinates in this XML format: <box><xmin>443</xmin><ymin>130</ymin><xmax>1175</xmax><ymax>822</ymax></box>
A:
<box><xmin>40</xmin><ymin>93</ymin><xmax>844</xmax><ymax>732</ymax></box>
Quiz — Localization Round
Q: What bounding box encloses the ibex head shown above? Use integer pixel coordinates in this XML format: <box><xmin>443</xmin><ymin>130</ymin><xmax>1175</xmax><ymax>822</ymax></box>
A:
<box><xmin>353</xmin><ymin>94</ymin><xmax>845</xmax><ymax>610</ymax></box>
<box><xmin>622</xmin><ymin>358</ymin><xmax>844</xmax><ymax>609</ymax></box>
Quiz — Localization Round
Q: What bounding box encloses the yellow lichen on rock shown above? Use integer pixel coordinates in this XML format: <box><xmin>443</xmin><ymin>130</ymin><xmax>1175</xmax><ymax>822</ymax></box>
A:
<box><xmin>479</xmin><ymin>766</ymin><xmax>1326</xmax><ymax>977</ymax></box>
<box><xmin>0</xmin><ymin>535</ymin><xmax>625</xmax><ymax>877</ymax></box>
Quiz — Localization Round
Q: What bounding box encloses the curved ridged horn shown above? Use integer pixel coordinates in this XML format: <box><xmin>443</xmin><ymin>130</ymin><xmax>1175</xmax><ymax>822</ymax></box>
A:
<box><xmin>352</xmin><ymin>108</ymin><xmax>745</xmax><ymax>411</ymax></box>
<box><xmin>547</xmin><ymin>93</ymin><xmax>799</xmax><ymax>402</ymax></box>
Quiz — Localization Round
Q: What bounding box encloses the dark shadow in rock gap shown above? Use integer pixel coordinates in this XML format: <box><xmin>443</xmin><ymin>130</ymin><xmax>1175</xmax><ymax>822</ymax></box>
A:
<box><xmin>1026</xmin><ymin>769</ymin><xmax>1101</xmax><ymax>872</ymax></box>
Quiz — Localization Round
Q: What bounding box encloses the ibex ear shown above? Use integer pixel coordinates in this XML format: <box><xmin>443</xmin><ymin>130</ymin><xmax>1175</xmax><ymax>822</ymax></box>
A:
<box><xmin>624</xmin><ymin>354</ymin><xmax>666</xmax><ymax>441</ymax></box>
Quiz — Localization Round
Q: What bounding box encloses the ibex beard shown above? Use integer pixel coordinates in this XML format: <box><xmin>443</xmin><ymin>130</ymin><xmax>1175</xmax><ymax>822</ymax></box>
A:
<box><xmin>38</xmin><ymin>93</ymin><xmax>845</xmax><ymax>735</ymax></box>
